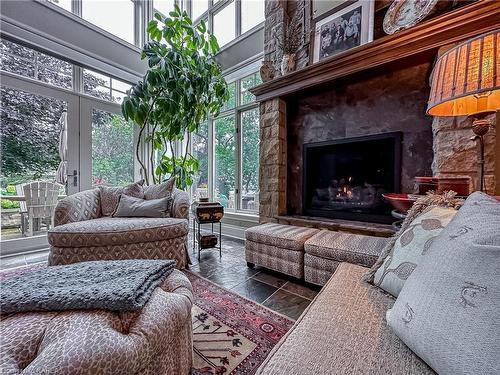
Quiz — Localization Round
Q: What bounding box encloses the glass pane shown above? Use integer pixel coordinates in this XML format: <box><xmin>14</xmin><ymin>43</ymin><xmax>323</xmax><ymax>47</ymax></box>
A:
<box><xmin>1</xmin><ymin>86</ymin><xmax>67</xmax><ymax>239</ymax></box>
<box><xmin>82</xmin><ymin>0</ymin><xmax>135</xmax><ymax>44</ymax></box>
<box><xmin>111</xmin><ymin>78</ymin><xmax>132</xmax><ymax>104</ymax></box>
<box><xmin>0</xmin><ymin>39</ymin><xmax>73</xmax><ymax>89</ymax></box>
<box><xmin>240</xmin><ymin>108</ymin><xmax>260</xmax><ymax>211</ymax></box>
<box><xmin>241</xmin><ymin>0</ymin><xmax>265</xmax><ymax>34</ymax></box>
<box><xmin>191</xmin><ymin>122</ymin><xmax>209</xmax><ymax>202</ymax></box>
<box><xmin>222</xmin><ymin>81</ymin><xmax>236</xmax><ymax>111</ymax></box>
<box><xmin>47</xmin><ymin>0</ymin><xmax>72</xmax><ymax>12</ymax></box>
<box><xmin>213</xmin><ymin>1</ymin><xmax>236</xmax><ymax>48</ymax></box>
<box><xmin>241</xmin><ymin>73</ymin><xmax>257</xmax><ymax>105</ymax></box>
<box><xmin>154</xmin><ymin>0</ymin><xmax>175</xmax><ymax>16</ymax></box>
<box><xmin>92</xmin><ymin>109</ymin><xmax>134</xmax><ymax>187</ymax></box>
<box><xmin>83</xmin><ymin>69</ymin><xmax>111</xmax><ymax>101</ymax></box>
<box><xmin>191</xmin><ymin>0</ymin><xmax>208</xmax><ymax>20</ymax></box>
<box><xmin>214</xmin><ymin>115</ymin><xmax>236</xmax><ymax>210</ymax></box>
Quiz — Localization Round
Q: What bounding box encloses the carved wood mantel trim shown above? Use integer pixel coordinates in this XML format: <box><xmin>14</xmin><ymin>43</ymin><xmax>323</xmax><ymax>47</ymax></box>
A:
<box><xmin>251</xmin><ymin>0</ymin><xmax>500</xmax><ymax>102</ymax></box>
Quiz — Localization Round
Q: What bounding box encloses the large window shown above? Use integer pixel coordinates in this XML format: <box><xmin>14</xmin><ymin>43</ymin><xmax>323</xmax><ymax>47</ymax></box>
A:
<box><xmin>91</xmin><ymin>109</ymin><xmax>134</xmax><ymax>187</ymax></box>
<box><xmin>240</xmin><ymin>107</ymin><xmax>259</xmax><ymax>211</ymax></box>
<box><xmin>0</xmin><ymin>39</ymin><xmax>73</xmax><ymax>89</ymax></box>
<box><xmin>83</xmin><ymin>69</ymin><xmax>132</xmax><ymax>104</ymax></box>
<box><xmin>241</xmin><ymin>0</ymin><xmax>265</xmax><ymax>34</ymax></box>
<box><xmin>81</xmin><ymin>0</ymin><xmax>135</xmax><ymax>45</ymax></box>
<box><xmin>0</xmin><ymin>39</ymin><xmax>136</xmax><ymax>243</ymax></box>
<box><xmin>158</xmin><ymin>1</ymin><xmax>265</xmax><ymax>50</ymax></box>
<box><xmin>214</xmin><ymin>115</ymin><xmax>237</xmax><ymax>209</ymax></box>
<box><xmin>190</xmin><ymin>68</ymin><xmax>261</xmax><ymax>213</ymax></box>
<box><xmin>213</xmin><ymin>1</ymin><xmax>236</xmax><ymax>48</ymax></box>
<box><xmin>191</xmin><ymin>122</ymin><xmax>209</xmax><ymax>201</ymax></box>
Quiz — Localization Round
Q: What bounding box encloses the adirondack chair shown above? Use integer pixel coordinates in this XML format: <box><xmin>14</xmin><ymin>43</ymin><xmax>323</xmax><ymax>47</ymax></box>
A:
<box><xmin>20</xmin><ymin>182</ymin><xmax>60</xmax><ymax>236</ymax></box>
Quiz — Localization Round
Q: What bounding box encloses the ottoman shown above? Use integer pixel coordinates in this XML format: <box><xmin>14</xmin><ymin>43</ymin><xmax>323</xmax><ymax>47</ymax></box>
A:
<box><xmin>304</xmin><ymin>230</ymin><xmax>389</xmax><ymax>286</ymax></box>
<box><xmin>245</xmin><ymin>223</ymin><xmax>319</xmax><ymax>278</ymax></box>
<box><xmin>0</xmin><ymin>270</ymin><xmax>193</xmax><ymax>375</ymax></box>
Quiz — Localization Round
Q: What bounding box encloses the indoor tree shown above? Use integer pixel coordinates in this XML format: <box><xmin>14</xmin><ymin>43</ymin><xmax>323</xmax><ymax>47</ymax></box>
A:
<box><xmin>121</xmin><ymin>6</ymin><xmax>228</xmax><ymax>189</ymax></box>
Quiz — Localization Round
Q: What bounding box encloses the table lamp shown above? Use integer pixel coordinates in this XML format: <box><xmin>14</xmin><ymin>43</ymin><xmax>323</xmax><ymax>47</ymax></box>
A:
<box><xmin>427</xmin><ymin>30</ymin><xmax>499</xmax><ymax>192</ymax></box>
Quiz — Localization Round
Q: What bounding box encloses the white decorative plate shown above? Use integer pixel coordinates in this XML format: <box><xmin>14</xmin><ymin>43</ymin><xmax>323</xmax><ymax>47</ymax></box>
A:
<box><xmin>383</xmin><ymin>0</ymin><xmax>439</xmax><ymax>35</ymax></box>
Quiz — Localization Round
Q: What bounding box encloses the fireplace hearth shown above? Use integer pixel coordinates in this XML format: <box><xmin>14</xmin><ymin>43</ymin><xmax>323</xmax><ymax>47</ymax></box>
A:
<box><xmin>303</xmin><ymin>133</ymin><xmax>401</xmax><ymax>224</ymax></box>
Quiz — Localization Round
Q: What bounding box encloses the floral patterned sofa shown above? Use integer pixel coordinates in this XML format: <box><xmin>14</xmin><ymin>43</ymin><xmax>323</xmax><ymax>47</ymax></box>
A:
<box><xmin>47</xmin><ymin>187</ymin><xmax>191</xmax><ymax>268</ymax></box>
<box><xmin>0</xmin><ymin>270</ymin><xmax>194</xmax><ymax>375</ymax></box>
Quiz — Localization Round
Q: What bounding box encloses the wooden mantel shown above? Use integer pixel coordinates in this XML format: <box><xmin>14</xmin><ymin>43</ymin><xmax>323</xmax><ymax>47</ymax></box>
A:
<box><xmin>251</xmin><ymin>0</ymin><xmax>500</xmax><ymax>102</ymax></box>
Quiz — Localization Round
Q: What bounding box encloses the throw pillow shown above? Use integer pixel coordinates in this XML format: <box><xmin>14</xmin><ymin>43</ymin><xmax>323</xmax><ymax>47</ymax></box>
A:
<box><xmin>364</xmin><ymin>191</ymin><xmax>463</xmax><ymax>291</ymax></box>
<box><xmin>386</xmin><ymin>192</ymin><xmax>500</xmax><ymax>375</ymax></box>
<box><xmin>143</xmin><ymin>177</ymin><xmax>176</xmax><ymax>200</ymax></box>
<box><xmin>372</xmin><ymin>206</ymin><xmax>457</xmax><ymax>297</ymax></box>
<box><xmin>99</xmin><ymin>180</ymin><xmax>145</xmax><ymax>216</ymax></box>
<box><xmin>113</xmin><ymin>195</ymin><xmax>171</xmax><ymax>218</ymax></box>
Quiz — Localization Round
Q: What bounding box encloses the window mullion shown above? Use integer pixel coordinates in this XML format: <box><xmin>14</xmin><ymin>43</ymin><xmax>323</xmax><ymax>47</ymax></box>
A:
<box><xmin>235</xmin><ymin>0</ymin><xmax>241</xmax><ymax>37</ymax></box>
<box><xmin>208</xmin><ymin>118</ymin><xmax>214</xmax><ymax>202</ymax></box>
<box><xmin>72</xmin><ymin>0</ymin><xmax>82</xmax><ymax>16</ymax></box>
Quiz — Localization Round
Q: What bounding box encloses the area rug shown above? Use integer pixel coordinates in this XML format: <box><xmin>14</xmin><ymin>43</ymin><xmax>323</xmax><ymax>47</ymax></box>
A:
<box><xmin>185</xmin><ymin>270</ymin><xmax>294</xmax><ymax>375</ymax></box>
<box><xmin>0</xmin><ymin>265</ymin><xmax>294</xmax><ymax>374</ymax></box>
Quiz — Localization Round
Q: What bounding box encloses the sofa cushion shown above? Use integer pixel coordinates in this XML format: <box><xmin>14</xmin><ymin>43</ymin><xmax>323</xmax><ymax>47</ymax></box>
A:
<box><xmin>99</xmin><ymin>180</ymin><xmax>145</xmax><ymax>216</ymax></box>
<box><xmin>304</xmin><ymin>230</ymin><xmax>388</xmax><ymax>267</ymax></box>
<box><xmin>48</xmin><ymin>217</ymin><xmax>188</xmax><ymax>248</ymax></box>
<box><xmin>387</xmin><ymin>192</ymin><xmax>500</xmax><ymax>375</ymax></box>
<box><xmin>0</xmin><ymin>270</ymin><xmax>193</xmax><ymax>375</ymax></box>
<box><xmin>255</xmin><ymin>263</ymin><xmax>435</xmax><ymax>375</ymax></box>
<box><xmin>373</xmin><ymin>206</ymin><xmax>457</xmax><ymax>297</ymax></box>
<box><xmin>54</xmin><ymin>189</ymin><xmax>101</xmax><ymax>226</ymax></box>
<box><xmin>114</xmin><ymin>195</ymin><xmax>171</xmax><ymax>218</ymax></box>
<box><xmin>246</xmin><ymin>223</ymin><xmax>319</xmax><ymax>251</ymax></box>
<box><xmin>143</xmin><ymin>177</ymin><xmax>176</xmax><ymax>200</ymax></box>
<box><xmin>365</xmin><ymin>192</ymin><xmax>463</xmax><ymax>285</ymax></box>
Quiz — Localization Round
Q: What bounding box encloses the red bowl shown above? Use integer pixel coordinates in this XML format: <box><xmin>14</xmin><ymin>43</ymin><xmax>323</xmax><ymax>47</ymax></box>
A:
<box><xmin>382</xmin><ymin>193</ymin><xmax>421</xmax><ymax>214</ymax></box>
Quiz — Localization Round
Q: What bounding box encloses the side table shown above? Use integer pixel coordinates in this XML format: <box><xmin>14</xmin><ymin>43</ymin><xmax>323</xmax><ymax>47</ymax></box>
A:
<box><xmin>191</xmin><ymin>201</ymin><xmax>224</xmax><ymax>261</ymax></box>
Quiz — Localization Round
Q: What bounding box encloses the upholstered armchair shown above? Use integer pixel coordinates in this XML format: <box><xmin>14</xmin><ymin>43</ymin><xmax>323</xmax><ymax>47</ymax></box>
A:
<box><xmin>48</xmin><ymin>188</ymin><xmax>191</xmax><ymax>268</ymax></box>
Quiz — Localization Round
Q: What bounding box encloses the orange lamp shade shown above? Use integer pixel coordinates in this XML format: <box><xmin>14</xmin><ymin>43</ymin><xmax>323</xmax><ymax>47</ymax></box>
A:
<box><xmin>427</xmin><ymin>30</ymin><xmax>500</xmax><ymax>117</ymax></box>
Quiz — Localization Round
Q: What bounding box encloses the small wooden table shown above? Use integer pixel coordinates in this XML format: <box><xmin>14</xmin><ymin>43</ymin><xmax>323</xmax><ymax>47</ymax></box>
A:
<box><xmin>191</xmin><ymin>202</ymin><xmax>224</xmax><ymax>261</ymax></box>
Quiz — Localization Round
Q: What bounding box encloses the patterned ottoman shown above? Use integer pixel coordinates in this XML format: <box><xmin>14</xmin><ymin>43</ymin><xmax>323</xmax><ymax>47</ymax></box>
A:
<box><xmin>0</xmin><ymin>270</ymin><xmax>193</xmax><ymax>375</ymax></box>
<box><xmin>245</xmin><ymin>223</ymin><xmax>319</xmax><ymax>278</ymax></box>
<box><xmin>304</xmin><ymin>230</ymin><xmax>389</xmax><ymax>286</ymax></box>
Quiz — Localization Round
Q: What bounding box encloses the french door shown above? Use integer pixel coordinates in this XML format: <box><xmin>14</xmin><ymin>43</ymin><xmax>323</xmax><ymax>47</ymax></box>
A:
<box><xmin>0</xmin><ymin>76</ymin><xmax>137</xmax><ymax>256</ymax></box>
<box><xmin>79</xmin><ymin>97</ymin><xmax>138</xmax><ymax>190</ymax></box>
<box><xmin>0</xmin><ymin>73</ymin><xmax>79</xmax><ymax>254</ymax></box>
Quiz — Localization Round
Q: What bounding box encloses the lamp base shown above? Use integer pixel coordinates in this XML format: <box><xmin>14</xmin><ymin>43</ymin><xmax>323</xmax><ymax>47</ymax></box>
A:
<box><xmin>469</xmin><ymin>111</ymin><xmax>495</xmax><ymax>192</ymax></box>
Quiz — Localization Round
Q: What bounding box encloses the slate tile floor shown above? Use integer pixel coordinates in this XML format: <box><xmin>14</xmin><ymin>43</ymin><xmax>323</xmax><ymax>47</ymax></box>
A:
<box><xmin>1</xmin><ymin>234</ymin><xmax>320</xmax><ymax>320</ymax></box>
<box><xmin>189</xmin><ymin>235</ymin><xmax>320</xmax><ymax>320</ymax></box>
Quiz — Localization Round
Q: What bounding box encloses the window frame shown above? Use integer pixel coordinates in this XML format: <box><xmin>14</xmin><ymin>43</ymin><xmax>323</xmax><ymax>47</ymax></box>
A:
<box><xmin>190</xmin><ymin>69</ymin><xmax>260</xmax><ymax>215</ymax></box>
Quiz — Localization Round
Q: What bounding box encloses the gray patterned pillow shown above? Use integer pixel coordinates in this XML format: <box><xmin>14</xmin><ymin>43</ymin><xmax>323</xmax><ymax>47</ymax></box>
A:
<box><xmin>372</xmin><ymin>206</ymin><xmax>457</xmax><ymax>297</ymax></box>
<box><xmin>387</xmin><ymin>192</ymin><xmax>500</xmax><ymax>375</ymax></box>
<box><xmin>143</xmin><ymin>177</ymin><xmax>176</xmax><ymax>200</ymax></box>
<box><xmin>98</xmin><ymin>180</ymin><xmax>145</xmax><ymax>216</ymax></box>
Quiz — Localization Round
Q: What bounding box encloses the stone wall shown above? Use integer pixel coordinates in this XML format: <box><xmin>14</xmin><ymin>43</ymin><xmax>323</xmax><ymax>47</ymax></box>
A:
<box><xmin>432</xmin><ymin>114</ymin><xmax>497</xmax><ymax>194</ymax></box>
<box><xmin>264</xmin><ymin>0</ymin><xmax>310</xmax><ymax>76</ymax></box>
<box><xmin>259</xmin><ymin>99</ymin><xmax>287</xmax><ymax>223</ymax></box>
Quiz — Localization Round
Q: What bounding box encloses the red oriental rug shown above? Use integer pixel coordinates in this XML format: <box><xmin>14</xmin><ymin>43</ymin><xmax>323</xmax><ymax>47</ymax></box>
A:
<box><xmin>184</xmin><ymin>270</ymin><xmax>294</xmax><ymax>375</ymax></box>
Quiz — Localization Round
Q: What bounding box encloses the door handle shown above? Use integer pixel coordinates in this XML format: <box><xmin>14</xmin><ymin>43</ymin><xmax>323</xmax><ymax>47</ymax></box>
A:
<box><xmin>67</xmin><ymin>170</ymin><xmax>78</xmax><ymax>187</ymax></box>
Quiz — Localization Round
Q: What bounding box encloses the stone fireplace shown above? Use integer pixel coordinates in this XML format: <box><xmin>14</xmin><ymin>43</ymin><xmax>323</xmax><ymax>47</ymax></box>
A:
<box><xmin>256</xmin><ymin>0</ymin><xmax>498</xmax><ymax>227</ymax></box>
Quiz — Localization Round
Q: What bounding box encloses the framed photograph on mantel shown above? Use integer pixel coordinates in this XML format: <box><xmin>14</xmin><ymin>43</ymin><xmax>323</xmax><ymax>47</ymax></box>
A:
<box><xmin>311</xmin><ymin>0</ymin><xmax>374</xmax><ymax>64</ymax></box>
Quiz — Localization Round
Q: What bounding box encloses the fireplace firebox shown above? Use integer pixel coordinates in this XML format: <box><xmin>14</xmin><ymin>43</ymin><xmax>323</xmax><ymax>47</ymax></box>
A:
<box><xmin>303</xmin><ymin>132</ymin><xmax>402</xmax><ymax>224</ymax></box>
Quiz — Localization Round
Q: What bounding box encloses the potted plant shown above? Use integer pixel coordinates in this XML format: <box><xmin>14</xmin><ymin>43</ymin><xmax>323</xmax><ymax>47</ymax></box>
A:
<box><xmin>276</xmin><ymin>12</ymin><xmax>304</xmax><ymax>75</ymax></box>
<box><xmin>122</xmin><ymin>6</ymin><xmax>228</xmax><ymax>189</ymax></box>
